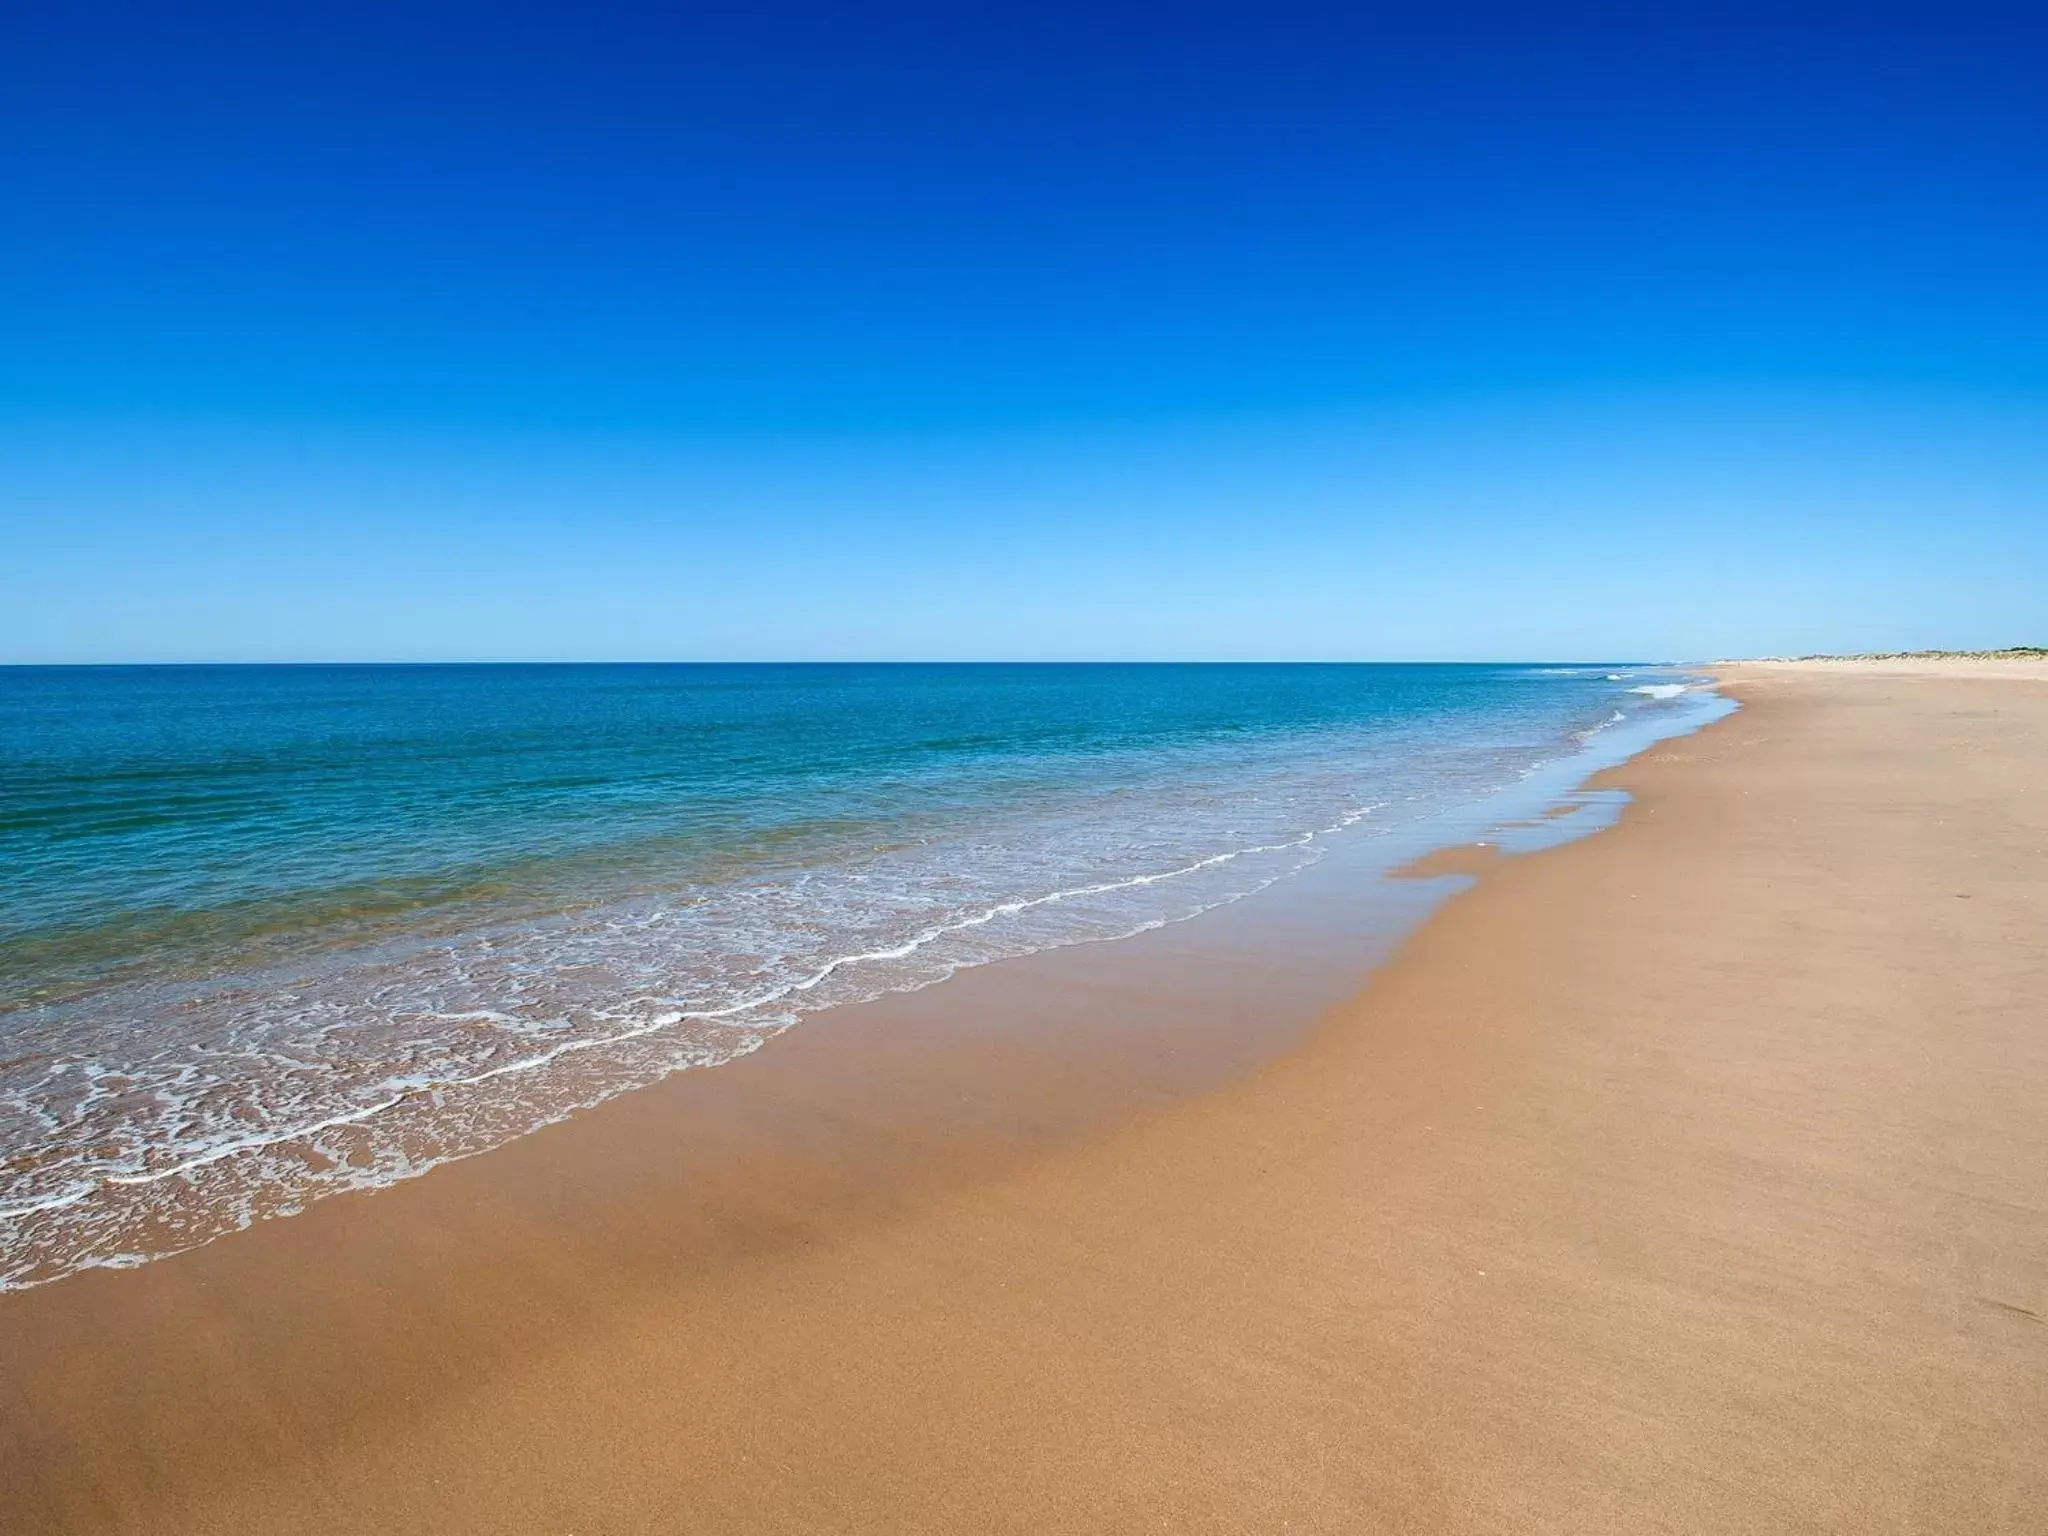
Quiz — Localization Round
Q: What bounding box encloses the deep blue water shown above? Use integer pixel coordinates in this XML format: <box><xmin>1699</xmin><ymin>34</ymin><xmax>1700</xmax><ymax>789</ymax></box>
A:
<box><xmin>1</xmin><ymin>662</ymin><xmax>1695</xmax><ymax>1287</ymax></box>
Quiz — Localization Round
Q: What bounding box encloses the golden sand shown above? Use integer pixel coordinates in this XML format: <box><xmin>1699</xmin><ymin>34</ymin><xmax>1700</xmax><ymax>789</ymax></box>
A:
<box><xmin>4</xmin><ymin>664</ymin><xmax>2045</xmax><ymax>1532</ymax></box>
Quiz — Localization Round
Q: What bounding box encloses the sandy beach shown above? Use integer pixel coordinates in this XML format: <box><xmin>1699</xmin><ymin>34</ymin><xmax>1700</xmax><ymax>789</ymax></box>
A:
<box><xmin>4</xmin><ymin>661</ymin><xmax>2045</xmax><ymax>1534</ymax></box>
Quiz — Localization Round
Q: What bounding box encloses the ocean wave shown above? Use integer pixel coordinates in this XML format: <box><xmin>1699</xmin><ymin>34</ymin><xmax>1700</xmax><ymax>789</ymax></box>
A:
<box><xmin>1</xmin><ymin>787</ymin><xmax>1397</xmax><ymax>1288</ymax></box>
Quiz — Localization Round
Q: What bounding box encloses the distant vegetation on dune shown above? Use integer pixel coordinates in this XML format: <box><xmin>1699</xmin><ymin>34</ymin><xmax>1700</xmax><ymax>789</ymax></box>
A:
<box><xmin>1719</xmin><ymin>648</ymin><xmax>2048</xmax><ymax>665</ymax></box>
<box><xmin>1795</xmin><ymin>647</ymin><xmax>2048</xmax><ymax>660</ymax></box>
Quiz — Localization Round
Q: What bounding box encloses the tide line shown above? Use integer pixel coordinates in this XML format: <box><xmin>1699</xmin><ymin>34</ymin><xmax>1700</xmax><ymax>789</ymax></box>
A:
<box><xmin>4</xmin><ymin>803</ymin><xmax>1383</xmax><ymax>1214</ymax></box>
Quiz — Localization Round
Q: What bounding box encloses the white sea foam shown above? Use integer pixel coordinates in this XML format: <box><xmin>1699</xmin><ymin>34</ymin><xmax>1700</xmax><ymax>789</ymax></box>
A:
<box><xmin>66</xmin><ymin>809</ymin><xmax>1376</xmax><ymax>1202</ymax></box>
<box><xmin>1629</xmin><ymin>683</ymin><xmax>1689</xmax><ymax>700</ymax></box>
<box><xmin>2</xmin><ymin>779</ymin><xmax>1402</xmax><ymax>1289</ymax></box>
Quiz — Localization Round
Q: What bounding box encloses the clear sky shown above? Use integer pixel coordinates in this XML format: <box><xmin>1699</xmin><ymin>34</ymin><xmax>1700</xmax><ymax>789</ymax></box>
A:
<box><xmin>3</xmin><ymin>1</ymin><xmax>2043</xmax><ymax>662</ymax></box>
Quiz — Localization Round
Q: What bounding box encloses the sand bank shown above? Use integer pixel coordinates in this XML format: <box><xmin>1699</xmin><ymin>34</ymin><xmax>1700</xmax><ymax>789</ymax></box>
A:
<box><xmin>3</xmin><ymin>664</ymin><xmax>2045</xmax><ymax>1532</ymax></box>
<box><xmin>1740</xmin><ymin>652</ymin><xmax>2048</xmax><ymax>680</ymax></box>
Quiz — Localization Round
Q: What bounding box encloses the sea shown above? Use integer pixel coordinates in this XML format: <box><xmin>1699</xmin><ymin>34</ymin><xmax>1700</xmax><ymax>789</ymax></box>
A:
<box><xmin>0</xmin><ymin>663</ymin><xmax>1728</xmax><ymax>1290</ymax></box>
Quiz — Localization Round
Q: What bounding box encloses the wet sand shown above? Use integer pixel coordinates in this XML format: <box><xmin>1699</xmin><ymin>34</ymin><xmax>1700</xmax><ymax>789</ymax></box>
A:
<box><xmin>4</xmin><ymin>664</ymin><xmax>2046</xmax><ymax>1532</ymax></box>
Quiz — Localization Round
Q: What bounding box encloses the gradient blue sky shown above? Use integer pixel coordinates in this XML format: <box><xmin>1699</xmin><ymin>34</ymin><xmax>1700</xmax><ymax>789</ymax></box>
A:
<box><xmin>4</xmin><ymin>1</ymin><xmax>2044</xmax><ymax>661</ymax></box>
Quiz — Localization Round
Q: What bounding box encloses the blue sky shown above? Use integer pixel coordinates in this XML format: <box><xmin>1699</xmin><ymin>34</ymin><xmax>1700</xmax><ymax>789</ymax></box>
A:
<box><xmin>3</xmin><ymin>1</ymin><xmax>2043</xmax><ymax>661</ymax></box>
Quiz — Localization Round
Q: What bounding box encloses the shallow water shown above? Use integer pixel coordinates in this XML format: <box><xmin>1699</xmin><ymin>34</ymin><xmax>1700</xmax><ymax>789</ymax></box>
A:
<box><xmin>0</xmin><ymin>663</ymin><xmax>1723</xmax><ymax>1288</ymax></box>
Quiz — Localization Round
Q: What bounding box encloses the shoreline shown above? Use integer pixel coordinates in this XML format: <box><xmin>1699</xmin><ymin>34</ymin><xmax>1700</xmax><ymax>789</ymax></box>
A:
<box><xmin>0</xmin><ymin>678</ymin><xmax>1722</xmax><ymax>1296</ymax></box>
<box><xmin>6</xmin><ymin>664</ymin><xmax>2046</xmax><ymax>1531</ymax></box>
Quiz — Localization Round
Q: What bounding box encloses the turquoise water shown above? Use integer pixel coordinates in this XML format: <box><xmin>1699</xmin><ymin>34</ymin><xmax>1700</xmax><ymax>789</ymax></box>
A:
<box><xmin>1</xmin><ymin>663</ymin><xmax>1705</xmax><ymax>1287</ymax></box>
